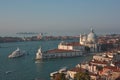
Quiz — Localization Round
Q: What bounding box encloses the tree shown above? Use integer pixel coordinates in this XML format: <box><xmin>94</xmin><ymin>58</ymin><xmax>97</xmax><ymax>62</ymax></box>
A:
<box><xmin>85</xmin><ymin>46</ymin><xmax>90</xmax><ymax>52</ymax></box>
<box><xmin>74</xmin><ymin>71</ymin><xmax>90</xmax><ymax>80</ymax></box>
<box><xmin>54</xmin><ymin>73</ymin><xmax>67</xmax><ymax>80</ymax></box>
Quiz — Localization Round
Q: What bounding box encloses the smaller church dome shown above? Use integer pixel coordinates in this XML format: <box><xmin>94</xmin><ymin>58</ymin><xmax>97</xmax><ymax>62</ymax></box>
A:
<box><xmin>87</xmin><ymin>28</ymin><xmax>97</xmax><ymax>43</ymax></box>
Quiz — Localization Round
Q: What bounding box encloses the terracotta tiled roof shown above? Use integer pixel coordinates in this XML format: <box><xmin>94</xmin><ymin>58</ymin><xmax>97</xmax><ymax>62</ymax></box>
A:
<box><xmin>45</xmin><ymin>49</ymin><xmax>79</xmax><ymax>53</ymax></box>
<box><xmin>90</xmin><ymin>61</ymin><xmax>108</xmax><ymax>64</ymax></box>
<box><xmin>89</xmin><ymin>72</ymin><xmax>97</xmax><ymax>76</ymax></box>
<box><xmin>61</xmin><ymin>42</ymin><xmax>82</xmax><ymax>46</ymax></box>
<box><xmin>104</xmin><ymin>66</ymin><xmax>120</xmax><ymax>72</ymax></box>
<box><xmin>69</xmin><ymin>67</ymin><xmax>86</xmax><ymax>72</ymax></box>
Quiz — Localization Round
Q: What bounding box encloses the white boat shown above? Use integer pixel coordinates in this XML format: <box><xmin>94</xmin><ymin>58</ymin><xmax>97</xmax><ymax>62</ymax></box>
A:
<box><xmin>8</xmin><ymin>48</ymin><xmax>25</xmax><ymax>58</ymax></box>
<box><xmin>50</xmin><ymin>71</ymin><xmax>58</xmax><ymax>77</ymax></box>
<box><xmin>50</xmin><ymin>67</ymin><xmax>67</xmax><ymax>77</ymax></box>
<box><xmin>58</xmin><ymin>67</ymin><xmax>67</xmax><ymax>73</ymax></box>
<box><xmin>5</xmin><ymin>71</ymin><xmax>13</xmax><ymax>74</ymax></box>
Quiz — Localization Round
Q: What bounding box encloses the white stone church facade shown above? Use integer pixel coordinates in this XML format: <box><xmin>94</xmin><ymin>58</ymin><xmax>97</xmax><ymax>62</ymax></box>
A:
<box><xmin>58</xmin><ymin>28</ymin><xmax>101</xmax><ymax>53</ymax></box>
<box><xmin>79</xmin><ymin>28</ymin><xmax>101</xmax><ymax>52</ymax></box>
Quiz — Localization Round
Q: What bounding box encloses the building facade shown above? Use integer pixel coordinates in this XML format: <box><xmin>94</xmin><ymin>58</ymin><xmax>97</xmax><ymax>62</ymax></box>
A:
<box><xmin>79</xmin><ymin>28</ymin><xmax>101</xmax><ymax>52</ymax></box>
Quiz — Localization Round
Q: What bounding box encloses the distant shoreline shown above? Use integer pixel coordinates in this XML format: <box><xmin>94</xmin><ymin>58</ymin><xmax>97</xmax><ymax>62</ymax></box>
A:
<box><xmin>0</xmin><ymin>36</ymin><xmax>78</xmax><ymax>43</ymax></box>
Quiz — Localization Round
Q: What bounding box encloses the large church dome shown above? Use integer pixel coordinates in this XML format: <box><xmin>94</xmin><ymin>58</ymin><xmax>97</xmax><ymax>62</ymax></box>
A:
<box><xmin>87</xmin><ymin>28</ymin><xmax>97</xmax><ymax>43</ymax></box>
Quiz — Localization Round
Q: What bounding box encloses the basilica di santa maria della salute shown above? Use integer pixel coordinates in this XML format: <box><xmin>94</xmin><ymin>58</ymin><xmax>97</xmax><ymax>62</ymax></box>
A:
<box><xmin>56</xmin><ymin>28</ymin><xmax>101</xmax><ymax>54</ymax></box>
<box><xmin>79</xmin><ymin>28</ymin><xmax>101</xmax><ymax>53</ymax></box>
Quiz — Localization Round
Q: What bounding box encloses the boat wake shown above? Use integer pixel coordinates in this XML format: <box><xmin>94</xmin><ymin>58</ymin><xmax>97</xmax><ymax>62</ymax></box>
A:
<box><xmin>35</xmin><ymin>60</ymin><xmax>44</xmax><ymax>64</ymax></box>
<box><xmin>5</xmin><ymin>70</ymin><xmax>13</xmax><ymax>75</ymax></box>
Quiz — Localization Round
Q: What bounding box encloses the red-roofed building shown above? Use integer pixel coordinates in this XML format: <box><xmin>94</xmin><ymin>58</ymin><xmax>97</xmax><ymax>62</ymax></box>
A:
<box><xmin>99</xmin><ymin>66</ymin><xmax>120</xmax><ymax>80</ymax></box>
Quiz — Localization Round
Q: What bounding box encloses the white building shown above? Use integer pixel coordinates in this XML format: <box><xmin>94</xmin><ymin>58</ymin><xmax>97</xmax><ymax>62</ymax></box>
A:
<box><xmin>79</xmin><ymin>28</ymin><xmax>101</xmax><ymax>52</ymax></box>
<box><xmin>58</xmin><ymin>41</ymin><xmax>84</xmax><ymax>51</ymax></box>
<box><xmin>57</xmin><ymin>28</ymin><xmax>101</xmax><ymax>53</ymax></box>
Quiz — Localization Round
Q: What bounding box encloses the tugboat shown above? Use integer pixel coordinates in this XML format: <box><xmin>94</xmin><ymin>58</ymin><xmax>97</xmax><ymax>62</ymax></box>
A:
<box><xmin>8</xmin><ymin>48</ymin><xmax>25</xmax><ymax>58</ymax></box>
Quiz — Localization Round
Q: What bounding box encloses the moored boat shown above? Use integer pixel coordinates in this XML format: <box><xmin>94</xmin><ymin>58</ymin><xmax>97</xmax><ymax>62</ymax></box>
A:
<box><xmin>50</xmin><ymin>71</ymin><xmax>58</xmax><ymax>77</ymax></box>
<box><xmin>50</xmin><ymin>67</ymin><xmax>67</xmax><ymax>77</ymax></box>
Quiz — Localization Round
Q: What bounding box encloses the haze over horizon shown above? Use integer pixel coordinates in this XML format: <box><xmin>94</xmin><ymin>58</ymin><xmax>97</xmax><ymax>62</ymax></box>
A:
<box><xmin>0</xmin><ymin>0</ymin><xmax>120</xmax><ymax>36</ymax></box>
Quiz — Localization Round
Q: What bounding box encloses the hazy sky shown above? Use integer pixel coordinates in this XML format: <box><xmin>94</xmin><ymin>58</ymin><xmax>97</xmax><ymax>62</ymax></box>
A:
<box><xmin>0</xmin><ymin>0</ymin><xmax>120</xmax><ymax>36</ymax></box>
